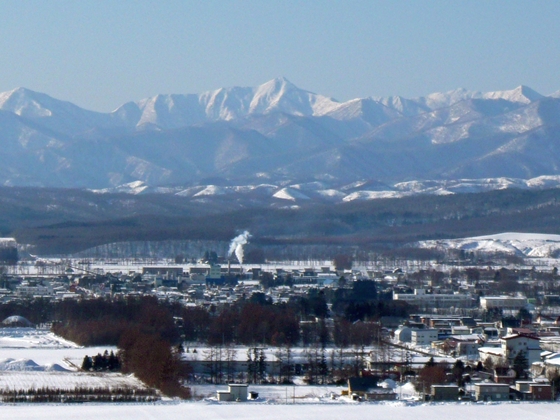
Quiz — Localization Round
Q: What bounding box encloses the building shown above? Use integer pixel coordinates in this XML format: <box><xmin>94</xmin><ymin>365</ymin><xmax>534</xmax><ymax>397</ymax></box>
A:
<box><xmin>142</xmin><ymin>266</ymin><xmax>183</xmax><ymax>278</ymax></box>
<box><xmin>347</xmin><ymin>376</ymin><xmax>379</xmax><ymax>398</ymax></box>
<box><xmin>478</xmin><ymin>333</ymin><xmax>541</xmax><ymax>371</ymax></box>
<box><xmin>474</xmin><ymin>383</ymin><xmax>511</xmax><ymax>401</ymax></box>
<box><xmin>431</xmin><ymin>385</ymin><xmax>459</xmax><ymax>401</ymax></box>
<box><xmin>513</xmin><ymin>381</ymin><xmax>553</xmax><ymax>401</ymax></box>
<box><xmin>411</xmin><ymin>329</ymin><xmax>438</xmax><ymax>346</ymax></box>
<box><xmin>216</xmin><ymin>384</ymin><xmax>248</xmax><ymax>402</ymax></box>
<box><xmin>394</xmin><ymin>325</ymin><xmax>412</xmax><ymax>343</ymax></box>
<box><xmin>393</xmin><ymin>289</ymin><xmax>473</xmax><ymax>308</ymax></box>
<box><xmin>502</xmin><ymin>333</ymin><xmax>541</xmax><ymax>365</ymax></box>
<box><xmin>207</xmin><ymin>264</ymin><xmax>222</xmax><ymax>280</ymax></box>
<box><xmin>480</xmin><ymin>296</ymin><xmax>527</xmax><ymax>311</ymax></box>
<box><xmin>347</xmin><ymin>377</ymin><xmax>396</xmax><ymax>401</ymax></box>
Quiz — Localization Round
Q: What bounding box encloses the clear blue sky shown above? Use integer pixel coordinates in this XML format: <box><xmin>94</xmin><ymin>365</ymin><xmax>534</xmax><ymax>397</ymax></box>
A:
<box><xmin>1</xmin><ymin>0</ymin><xmax>559</xmax><ymax>111</ymax></box>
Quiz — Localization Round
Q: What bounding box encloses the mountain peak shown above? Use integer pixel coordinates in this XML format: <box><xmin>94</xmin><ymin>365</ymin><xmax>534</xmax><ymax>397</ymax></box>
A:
<box><xmin>515</xmin><ymin>85</ymin><xmax>544</xmax><ymax>101</ymax></box>
<box><xmin>249</xmin><ymin>77</ymin><xmax>312</xmax><ymax>115</ymax></box>
<box><xmin>256</xmin><ymin>77</ymin><xmax>298</xmax><ymax>95</ymax></box>
<box><xmin>483</xmin><ymin>85</ymin><xmax>543</xmax><ymax>104</ymax></box>
<box><xmin>0</xmin><ymin>87</ymin><xmax>37</xmax><ymax>102</ymax></box>
<box><xmin>8</xmin><ymin>86</ymin><xmax>31</xmax><ymax>95</ymax></box>
<box><xmin>269</xmin><ymin>76</ymin><xmax>294</xmax><ymax>85</ymax></box>
<box><xmin>0</xmin><ymin>87</ymin><xmax>55</xmax><ymax>118</ymax></box>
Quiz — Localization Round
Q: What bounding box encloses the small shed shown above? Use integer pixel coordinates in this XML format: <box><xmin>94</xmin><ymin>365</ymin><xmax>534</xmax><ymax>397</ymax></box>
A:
<box><xmin>217</xmin><ymin>384</ymin><xmax>248</xmax><ymax>402</ymax></box>
<box><xmin>348</xmin><ymin>376</ymin><xmax>380</xmax><ymax>397</ymax></box>
<box><xmin>431</xmin><ymin>385</ymin><xmax>459</xmax><ymax>401</ymax></box>
<box><xmin>347</xmin><ymin>376</ymin><xmax>395</xmax><ymax>400</ymax></box>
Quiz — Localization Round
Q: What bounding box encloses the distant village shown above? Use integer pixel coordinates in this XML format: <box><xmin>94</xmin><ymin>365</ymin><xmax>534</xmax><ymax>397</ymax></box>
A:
<box><xmin>2</xmin><ymin>236</ymin><xmax>560</xmax><ymax>402</ymax></box>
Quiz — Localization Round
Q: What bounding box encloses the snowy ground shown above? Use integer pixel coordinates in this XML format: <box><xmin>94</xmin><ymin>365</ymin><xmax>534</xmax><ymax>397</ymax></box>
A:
<box><xmin>1</xmin><ymin>401</ymin><xmax>560</xmax><ymax>420</ymax></box>
<box><xmin>0</xmin><ymin>328</ymin><xmax>79</xmax><ymax>349</ymax></box>
<box><xmin>0</xmin><ymin>328</ymin><xmax>137</xmax><ymax>395</ymax></box>
<box><xmin>0</xmin><ymin>371</ymin><xmax>145</xmax><ymax>390</ymax></box>
<box><xmin>191</xmin><ymin>380</ymin><xmax>416</xmax><ymax>403</ymax></box>
<box><xmin>0</xmin><ymin>328</ymin><xmax>558</xmax><ymax>417</ymax></box>
<box><xmin>191</xmin><ymin>384</ymin><xmax>349</xmax><ymax>402</ymax></box>
<box><xmin>417</xmin><ymin>232</ymin><xmax>560</xmax><ymax>259</ymax></box>
<box><xmin>0</xmin><ymin>328</ymin><xmax>116</xmax><ymax>370</ymax></box>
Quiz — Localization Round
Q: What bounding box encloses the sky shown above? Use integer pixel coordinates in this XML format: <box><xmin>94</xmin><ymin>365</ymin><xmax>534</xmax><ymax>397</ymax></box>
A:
<box><xmin>1</xmin><ymin>0</ymin><xmax>559</xmax><ymax>112</ymax></box>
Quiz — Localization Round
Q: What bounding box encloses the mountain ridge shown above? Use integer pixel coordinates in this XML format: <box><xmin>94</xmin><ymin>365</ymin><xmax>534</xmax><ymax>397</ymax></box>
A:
<box><xmin>0</xmin><ymin>78</ymin><xmax>560</xmax><ymax>191</ymax></box>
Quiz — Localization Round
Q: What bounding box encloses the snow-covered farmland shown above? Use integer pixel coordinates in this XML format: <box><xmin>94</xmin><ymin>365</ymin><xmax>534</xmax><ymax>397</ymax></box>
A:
<box><xmin>0</xmin><ymin>327</ymin><xmax>79</xmax><ymax>349</ymax></box>
<box><xmin>0</xmin><ymin>328</ymin><xmax>116</xmax><ymax>369</ymax></box>
<box><xmin>0</xmin><ymin>371</ymin><xmax>144</xmax><ymax>390</ymax></box>
<box><xmin>0</xmin><ymin>328</ymin><xmax>144</xmax><ymax>397</ymax></box>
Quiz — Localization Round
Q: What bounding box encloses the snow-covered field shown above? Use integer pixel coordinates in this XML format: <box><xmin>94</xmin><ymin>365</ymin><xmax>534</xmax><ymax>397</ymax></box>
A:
<box><xmin>1</xmin><ymin>401</ymin><xmax>560</xmax><ymax>420</ymax></box>
<box><xmin>0</xmin><ymin>328</ymin><xmax>139</xmax><ymax>395</ymax></box>
<box><xmin>0</xmin><ymin>328</ymin><xmax>116</xmax><ymax>369</ymax></box>
<box><xmin>0</xmin><ymin>371</ymin><xmax>145</xmax><ymax>390</ymax></box>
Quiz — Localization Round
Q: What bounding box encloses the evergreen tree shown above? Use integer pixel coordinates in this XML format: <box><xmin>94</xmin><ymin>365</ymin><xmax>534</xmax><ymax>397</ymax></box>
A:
<box><xmin>81</xmin><ymin>355</ymin><xmax>93</xmax><ymax>371</ymax></box>
<box><xmin>452</xmin><ymin>359</ymin><xmax>465</xmax><ymax>386</ymax></box>
<box><xmin>258</xmin><ymin>348</ymin><xmax>267</xmax><ymax>383</ymax></box>
<box><xmin>247</xmin><ymin>349</ymin><xmax>255</xmax><ymax>384</ymax></box>
<box><xmin>425</xmin><ymin>357</ymin><xmax>436</xmax><ymax>368</ymax></box>
<box><xmin>93</xmin><ymin>353</ymin><xmax>105</xmax><ymax>371</ymax></box>
<box><xmin>513</xmin><ymin>350</ymin><xmax>529</xmax><ymax>378</ymax></box>
<box><xmin>108</xmin><ymin>351</ymin><xmax>120</xmax><ymax>371</ymax></box>
<box><xmin>319</xmin><ymin>346</ymin><xmax>328</xmax><ymax>384</ymax></box>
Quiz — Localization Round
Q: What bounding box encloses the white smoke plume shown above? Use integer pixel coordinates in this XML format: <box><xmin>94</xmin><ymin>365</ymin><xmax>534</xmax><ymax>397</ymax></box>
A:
<box><xmin>228</xmin><ymin>231</ymin><xmax>251</xmax><ymax>264</ymax></box>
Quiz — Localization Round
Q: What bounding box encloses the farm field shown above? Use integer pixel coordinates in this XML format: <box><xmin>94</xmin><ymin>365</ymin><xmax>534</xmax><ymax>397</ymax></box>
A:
<box><xmin>0</xmin><ymin>371</ymin><xmax>146</xmax><ymax>391</ymax></box>
<box><xmin>0</xmin><ymin>328</ymin><xmax>145</xmax><ymax>398</ymax></box>
<box><xmin>0</xmin><ymin>328</ymin><xmax>116</xmax><ymax>369</ymax></box>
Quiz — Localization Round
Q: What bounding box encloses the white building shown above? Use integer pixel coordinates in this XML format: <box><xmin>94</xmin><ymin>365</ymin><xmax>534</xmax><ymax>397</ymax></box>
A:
<box><xmin>502</xmin><ymin>333</ymin><xmax>541</xmax><ymax>365</ymax></box>
<box><xmin>478</xmin><ymin>333</ymin><xmax>541</xmax><ymax>366</ymax></box>
<box><xmin>411</xmin><ymin>329</ymin><xmax>438</xmax><ymax>346</ymax></box>
<box><xmin>480</xmin><ymin>296</ymin><xmax>527</xmax><ymax>310</ymax></box>
<box><xmin>393</xmin><ymin>289</ymin><xmax>473</xmax><ymax>308</ymax></box>
<box><xmin>217</xmin><ymin>384</ymin><xmax>249</xmax><ymax>402</ymax></box>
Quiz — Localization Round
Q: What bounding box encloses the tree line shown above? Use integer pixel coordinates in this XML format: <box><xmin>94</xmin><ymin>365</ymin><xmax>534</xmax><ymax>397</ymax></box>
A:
<box><xmin>50</xmin><ymin>296</ymin><xmax>189</xmax><ymax>398</ymax></box>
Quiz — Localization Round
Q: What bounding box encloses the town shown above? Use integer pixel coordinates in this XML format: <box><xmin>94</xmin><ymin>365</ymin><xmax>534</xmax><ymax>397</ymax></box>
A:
<box><xmin>2</xmin><ymin>236</ymin><xmax>560</xmax><ymax>403</ymax></box>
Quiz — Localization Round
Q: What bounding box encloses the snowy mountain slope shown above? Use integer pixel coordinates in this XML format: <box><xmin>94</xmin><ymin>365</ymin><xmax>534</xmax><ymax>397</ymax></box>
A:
<box><xmin>113</xmin><ymin>77</ymin><xmax>341</xmax><ymax>130</ymax></box>
<box><xmin>482</xmin><ymin>85</ymin><xmax>544</xmax><ymax>104</ymax></box>
<box><xmin>416</xmin><ymin>232</ymin><xmax>560</xmax><ymax>258</ymax></box>
<box><xmin>322</xmin><ymin>97</ymin><xmax>403</xmax><ymax>129</ymax></box>
<box><xmin>272</xmin><ymin>187</ymin><xmax>311</xmax><ymax>201</ymax></box>
<box><xmin>1</xmin><ymin>79</ymin><xmax>560</xmax><ymax>189</ymax></box>
<box><xmin>372</xmin><ymin>85</ymin><xmax>542</xmax><ymax>116</ymax></box>
<box><xmin>0</xmin><ymin>87</ymin><xmax>119</xmax><ymax>136</ymax></box>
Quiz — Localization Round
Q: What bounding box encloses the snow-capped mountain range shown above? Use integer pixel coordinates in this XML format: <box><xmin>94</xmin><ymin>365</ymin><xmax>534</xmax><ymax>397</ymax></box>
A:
<box><xmin>2</xmin><ymin>77</ymin><xmax>560</xmax><ymax>199</ymax></box>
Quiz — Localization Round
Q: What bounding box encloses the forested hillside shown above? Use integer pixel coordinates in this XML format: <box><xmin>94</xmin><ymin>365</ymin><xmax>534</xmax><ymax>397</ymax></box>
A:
<box><xmin>3</xmin><ymin>186</ymin><xmax>560</xmax><ymax>256</ymax></box>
